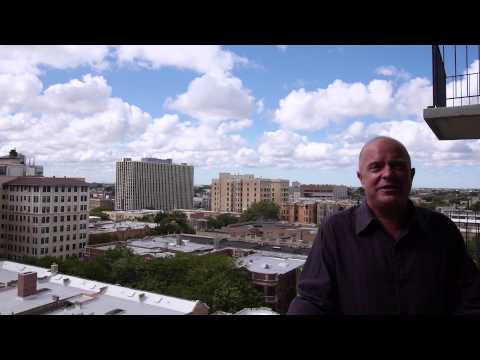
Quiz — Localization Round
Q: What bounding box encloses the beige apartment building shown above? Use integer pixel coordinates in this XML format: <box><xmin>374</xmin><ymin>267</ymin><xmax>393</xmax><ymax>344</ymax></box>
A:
<box><xmin>0</xmin><ymin>176</ymin><xmax>90</xmax><ymax>260</ymax></box>
<box><xmin>115</xmin><ymin>158</ymin><xmax>193</xmax><ymax>211</ymax></box>
<box><xmin>210</xmin><ymin>173</ymin><xmax>289</xmax><ymax>217</ymax></box>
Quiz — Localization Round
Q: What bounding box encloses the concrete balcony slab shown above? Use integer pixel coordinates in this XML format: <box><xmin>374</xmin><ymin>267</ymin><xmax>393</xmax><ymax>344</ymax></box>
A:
<box><xmin>424</xmin><ymin>104</ymin><xmax>480</xmax><ymax>140</ymax></box>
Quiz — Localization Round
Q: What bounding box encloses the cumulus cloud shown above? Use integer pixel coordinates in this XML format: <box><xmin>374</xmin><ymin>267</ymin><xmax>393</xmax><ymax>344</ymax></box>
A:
<box><xmin>257</xmin><ymin>130</ymin><xmax>338</xmax><ymax>168</ymax></box>
<box><xmin>165</xmin><ymin>73</ymin><xmax>255</xmax><ymax>124</ymax></box>
<box><xmin>0</xmin><ymin>74</ymin><xmax>151</xmax><ymax>166</ymax></box>
<box><xmin>375</xmin><ymin>65</ymin><xmax>411</xmax><ymax>80</ymax></box>
<box><xmin>334</xmin><ymin>119</ymin><xmax>480</xmax><ymax>167</ymax></box>
<box><xmin>0</xmin><ymin>45</ymin><xmax>111</xmax><ymax>75</ymax></box>
<box><xmin>126</xmin><ymin>114</ymin><xmax>256</xmax><ymax>168</ymax></box>
<box><xmin>115</xmin><ymin>45</ymin><xmax>248</xmax><ymax>76</ymax></box>
<box><xmin>274</xmin><ymin>76</ymin><xmax>433</xmax><ymax>131</ymax></box>
<box><xmin>274</xmin><ymin>79</ymin><xmax>394</xmax><ymax>131</ymax></box>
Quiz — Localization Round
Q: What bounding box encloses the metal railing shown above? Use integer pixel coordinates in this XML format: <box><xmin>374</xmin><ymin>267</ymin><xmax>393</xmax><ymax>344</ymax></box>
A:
<box><xmin>432</xmin><ymin>45</ymin><xmax>480</xmax><ymax>107</ymax></box>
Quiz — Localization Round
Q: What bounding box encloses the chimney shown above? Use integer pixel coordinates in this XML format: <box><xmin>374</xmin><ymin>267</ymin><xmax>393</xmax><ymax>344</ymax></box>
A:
<box><xmin>50</xmin><ymin>263</ymin><xmax>58</xmax><ymax>275</ymax></box>
<box><xmin>176</xmin><ymin>234</ymin><xmax>183</xmax><ymax>246</ymax></box>
<box><xmin>17</xmin><ymin>272</ymin><xmax>37</xmax><ymax>298</ymax></box>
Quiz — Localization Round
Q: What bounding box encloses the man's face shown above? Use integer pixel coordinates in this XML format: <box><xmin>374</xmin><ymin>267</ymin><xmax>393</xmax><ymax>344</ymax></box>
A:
<box><xmin>357</xmin><ymin>139</ymin><xmax>414</xmax><ymax>211</ymax></box>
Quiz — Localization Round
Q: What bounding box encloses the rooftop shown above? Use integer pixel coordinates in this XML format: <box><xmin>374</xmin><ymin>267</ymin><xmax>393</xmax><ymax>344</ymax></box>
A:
<box><xmin>238</xmin><ymin>254</ymin><xmax>305</xmax><ymax>275</ymax></box>
<box><xmin>4</xmin><ymin>176</ymin><xmax>88</xmax><ymax>186</ymax></box>
<box><xmin>89</xmin><ymin>221</ymin><xmax>157</xmax><ymax>234</ymax></box>
<box><xmin>128</xmin><ymin>236</ymin><xmax>214</xmax><ymax>253</ymax></box>
<box><xmin>0</xmin><ymin>261</ymin><xmax>207</xmax><ymax>315</ymax></box>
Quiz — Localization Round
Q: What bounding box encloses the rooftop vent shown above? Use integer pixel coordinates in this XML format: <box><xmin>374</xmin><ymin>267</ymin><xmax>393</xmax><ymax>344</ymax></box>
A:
<box><xmin>50</xmin><ymin>263</ymin><xmax>58</xmax><ymax>275</ymax></box>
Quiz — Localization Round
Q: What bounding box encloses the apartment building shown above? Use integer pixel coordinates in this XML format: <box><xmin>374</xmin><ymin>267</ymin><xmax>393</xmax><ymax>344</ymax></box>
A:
<box><xmin>115</xmin><ymin>158</ymin><xmax>193</xmax><ymax>211</ymax></box>
<box><xmin>0</xmin><ymin>176</ymin><xmax>90</xmax><ymax>260</ymax></box>
<box><xmin>210</xmin><ymin>173</ymin><xmax>289</xmax><ymax>217</ymax></box>
<box><xmin>300</xmin><ymin>184</ymin><xmax>348</xmax><ymax>200</ymax></box>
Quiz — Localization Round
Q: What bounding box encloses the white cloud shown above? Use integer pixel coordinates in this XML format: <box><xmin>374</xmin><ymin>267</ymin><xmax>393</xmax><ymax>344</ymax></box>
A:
<box><xmin>274</xmin><ymin>76</ymin><xmax>433</xmax><ymax>131</ymax></box>
<box><xmin>32</xmin><ymin>74</ymin><xmax>112</xmax><ymax>116</ymax></box>
<box><xmin>165</xmin><ymin>73</ymin><xmax>255</xmax><ymax>124</ymax></box>
<box><xmin>0</xmin><ymin>45</ymin><xmax>111</xmax><ymax>75</ymax></box>
<box><xmin>115</xmin><ymin>45</ymin><xmax>248</xmax><ymax>76</ymax></box>
<box><xmin>375</xmin><ymin>65</ymin><xmax>411</xmax><ymax>81</ymax></box>
<box><xmin>126</xmin><ymin>114</ymin><xmax>256</xmax><ymax>168</ymax></box>
<box><xmin>276</xmin><ymin>45</ymin><xmax>288</xmax><ymax>52</ymax></box>
<box><xmin>375</xmin><ymin>65</ymin><xmax>397</xmax><ymax>76</ymax></box>
<box><xmin>257</xmin><ymin>130</ymin><xmax>337</xmax><ymax>167</ymax></box>
<box><xmin>274</xmin><ymin>79</ymin><xmax>394</xmax><ymax>131</ymax></box>
<box><xmin>335</xmin><ymin>119</ymin><xmax>480</xmax><ymax>167</ymax></box>
<box><xmin>0</xmin><ymin>74</ymin><xmax>151</xmax><ymax>166</ymax></box>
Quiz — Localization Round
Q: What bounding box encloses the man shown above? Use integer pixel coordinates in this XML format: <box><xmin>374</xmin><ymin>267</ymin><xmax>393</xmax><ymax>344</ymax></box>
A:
<box><xmin>288</xmin><ymin>136</ymin><xmax>480</xmax><ymax>315</ymax></box>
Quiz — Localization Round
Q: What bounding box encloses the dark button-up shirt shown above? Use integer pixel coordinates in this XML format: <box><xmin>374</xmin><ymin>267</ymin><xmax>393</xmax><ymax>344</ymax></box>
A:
<box><xmin>288</xmin><ymin>200</ymin><xmax>480</xmax><ymax>315</ymax></box>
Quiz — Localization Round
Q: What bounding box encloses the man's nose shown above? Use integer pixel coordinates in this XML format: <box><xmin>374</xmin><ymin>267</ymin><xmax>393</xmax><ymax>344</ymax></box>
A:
<box><xmin>380</xmin><ymin>165</ymin><xmax>394</xmax><ymax>178</ymax></box>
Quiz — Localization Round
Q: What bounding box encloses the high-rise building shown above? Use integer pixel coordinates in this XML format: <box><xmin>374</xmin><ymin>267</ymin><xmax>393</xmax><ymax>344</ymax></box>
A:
<box><xmin>0</xmin><ymin>176</ymin><xmax>90</xmax><ymax>260</ymax></box>
<box><xmin>115</xmin><ymin>158</ymin><xmax>193</xmax><ymax>211</ymax></box>
<box><xmin>0</xmin><ymin>149</ymin><xmax>43</xmax><ymax>177</ymax></box>
<box><xmin>210</xmin><ymin>173</ymin><xmax>289</xmax><ymax>217</ymax></box>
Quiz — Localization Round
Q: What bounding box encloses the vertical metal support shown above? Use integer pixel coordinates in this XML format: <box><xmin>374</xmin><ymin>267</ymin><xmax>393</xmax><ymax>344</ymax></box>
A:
<box><xmin>454</xmin><ymin>45</ymin><xmax>457</xmax><ymax>106</ymax></box>
<box><xmin>466</xmin><ymin>45</ymin><xmax>470</xmax><ymax>105</ymax></box>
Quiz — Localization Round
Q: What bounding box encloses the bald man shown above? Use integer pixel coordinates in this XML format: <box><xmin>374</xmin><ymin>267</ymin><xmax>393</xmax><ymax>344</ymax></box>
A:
<box><xmin>288</xmin><ymin>136</ymin><xmax>480</xmax><ymax>315</ymax></box>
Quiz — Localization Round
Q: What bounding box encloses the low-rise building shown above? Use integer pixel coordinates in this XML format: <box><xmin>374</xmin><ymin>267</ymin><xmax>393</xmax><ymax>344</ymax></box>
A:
<box><xmin>89</xmin><ymin>198</ymin><xmax>114</xmax><ymax>210</ymax></box>
<box><xmin>237</xmin><ymin>254</ymin><xmax>305</xmax><ymax>314</ymax></box>
<box><xmin>0</xmin><ymin>260</ymin><xmax>209</xmax><ymax>315</ymax></box>
<box><xmin>88</xmin><ymin>220</ymin><xmax>157</xmax><ymax>243</ymax></box>
<box><xmin>104</xmin><ymin>209</ymin><xmax>163</xmax><ymax>222</ymax></box>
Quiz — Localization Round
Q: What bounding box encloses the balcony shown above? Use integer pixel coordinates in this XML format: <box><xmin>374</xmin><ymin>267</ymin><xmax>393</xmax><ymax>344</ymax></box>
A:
<box><xmin>424</xmin><ymin>45</ymin><xmax>480</xmax><ymax>140</ymax></box>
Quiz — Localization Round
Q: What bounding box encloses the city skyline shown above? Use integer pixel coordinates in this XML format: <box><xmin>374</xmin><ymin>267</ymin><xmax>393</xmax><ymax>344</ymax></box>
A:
<box><xmin>2</xmin><ymin>45</ymin><xmax>480</xmax><ymax>188</ymax></box>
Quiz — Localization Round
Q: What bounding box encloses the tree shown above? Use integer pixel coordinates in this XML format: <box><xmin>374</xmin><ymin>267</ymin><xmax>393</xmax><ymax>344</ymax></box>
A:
<box><xmin>89</xmin><ymin>207</ymin><xmax>110</xmax><ymax>220</ymax></box>
<box><xmin>206</xmin><ymin>213</ymin><xmax>238</xmax><ymax>229</ymax></box>
<box><xmin>153</xmin><ymin>211</ymin><xmax>195</xmax><ymax>235</ymax></box>
<box><xmin>240</xmin><ymin>200</ymin><xmax>280</xmax><ymax>222</ymax></box>
<box><xmin>21</xmin><ymin>249</ymin><xmax>264</xmax><ymax>313</ymax></box>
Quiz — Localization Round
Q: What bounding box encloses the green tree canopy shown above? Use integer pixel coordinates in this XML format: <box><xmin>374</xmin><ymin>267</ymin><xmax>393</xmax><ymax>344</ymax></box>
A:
<box><xmin>206</xmin><ymin>213</ymin><xmax>239</xmax><ymax>229</ymax></box>
<box><xmin>20</xmin><ymin>249</ymin><xmax>264</xmax><ymax>313</ymax></box>
<box><xmin>240</xmin><ymin>200</ymin><xmax>280</xmax><ymax>222</ymax></box>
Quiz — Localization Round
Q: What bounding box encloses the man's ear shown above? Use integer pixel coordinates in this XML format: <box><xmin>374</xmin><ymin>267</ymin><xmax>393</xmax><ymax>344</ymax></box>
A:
<box><xmin>356</xmin><ymin>171</ymin><xmax>362</xmax><ymax>182</ymax></box>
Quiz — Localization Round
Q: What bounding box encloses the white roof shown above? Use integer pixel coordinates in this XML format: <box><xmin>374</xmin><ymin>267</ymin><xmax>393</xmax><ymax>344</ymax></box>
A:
<box><xmin>128</xmin><ymin>236</ymin><xmax>214</xmax><ymax>253</ymax></box>
<box><xmin>238</xmin><ymin>254</ymin><xmax>305</xmax><ymax>275</ymax></box>
<box><xmin>235</xmin><ymin>307</ymin><xmax>279</xmax><ymax>315</ymax></box>
<box><xmin>90</xmin><ymin>221</ymin><xmax>157</xmax><ymax>234</ymax></box>
<box><xmin>0</xmin><ymin>261</ymin><xmax>207</xmax><ymax>315</ymax></box>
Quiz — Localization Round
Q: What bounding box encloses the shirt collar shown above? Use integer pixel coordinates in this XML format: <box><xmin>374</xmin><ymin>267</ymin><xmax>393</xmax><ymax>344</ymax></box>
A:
<box><xmin>354</xmin><ymin>198</ymin><xmax>428</xmax><ymax>236</ymax></box>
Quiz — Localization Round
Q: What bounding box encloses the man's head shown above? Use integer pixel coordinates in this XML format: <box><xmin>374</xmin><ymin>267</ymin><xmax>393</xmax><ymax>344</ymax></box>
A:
<box><xmin>357</xmin><ymin>136</ymin><xmax>415</xmax><ymax>212</ymax></box>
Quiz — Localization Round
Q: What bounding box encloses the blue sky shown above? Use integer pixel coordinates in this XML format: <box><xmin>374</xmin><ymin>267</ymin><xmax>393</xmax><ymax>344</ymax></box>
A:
<box><xmin>0</xmin><ymin>45</ymin><xmax>479</xmax><ymax>188</ymax></box>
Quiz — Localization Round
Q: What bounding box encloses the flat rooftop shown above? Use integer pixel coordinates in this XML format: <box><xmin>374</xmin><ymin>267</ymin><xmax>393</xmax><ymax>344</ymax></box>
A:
<box><xmin>0</xmin><ymin>261</ymin><xmax>206</xmax><ymax>315</ymax></box>
<box><xmin>238</xmin><ymin>254</ymin><xmax>305</xmax><ymax>275</ymax></box>
<box><xmin>128</xmin><ymin>236</ymin><xmax>214</xmax><ymax>253</ymax></box>
<box><xmin>89</xmin><ymin>221</ymin><xmax>157</xmax><ymax>234</ymax></box>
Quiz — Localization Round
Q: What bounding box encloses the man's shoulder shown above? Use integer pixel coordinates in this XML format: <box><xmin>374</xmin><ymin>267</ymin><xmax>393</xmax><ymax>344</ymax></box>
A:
<box><xmin>323</xmin><ymin>205</ymin><xmax>358</xmax><ymax>227</ymax></box>
<box><xmin>413</xmin><ymin>205</ymin><xmax>462</xmax><ymax>235</ymax></box>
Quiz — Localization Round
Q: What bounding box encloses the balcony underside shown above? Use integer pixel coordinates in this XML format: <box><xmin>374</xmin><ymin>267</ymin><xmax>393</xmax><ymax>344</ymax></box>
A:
<box><xmin>423</xmin><ymin>104</ymin><xmax>480</xmax><ymax>140</ymax></box>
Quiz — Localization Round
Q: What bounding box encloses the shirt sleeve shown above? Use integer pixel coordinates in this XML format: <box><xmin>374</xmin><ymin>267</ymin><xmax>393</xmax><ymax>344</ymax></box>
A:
<box><xmin>454</xmin><ymin>233</ymin><xmax>480</xmax><ymax>315</ymax></box>
<box><xmin>287</xmin><ymin>219</ymin><xmax>338</xmax><ymax>315</ymax></box>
